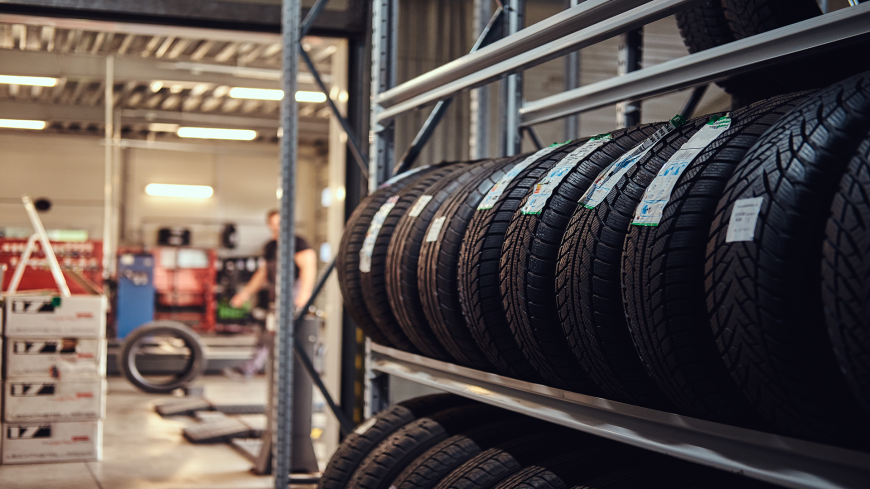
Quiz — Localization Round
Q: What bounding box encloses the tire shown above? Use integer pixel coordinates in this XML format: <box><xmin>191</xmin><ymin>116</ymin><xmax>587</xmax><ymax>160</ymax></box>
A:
<box><xmin>338</xmin><ymin>167</ymin><xmax>436</xmax><ymax>346</ymax></box>
<box><xmin>705</xmin><ymin>72</ymin><xmax>870</xmax><ymax>445</ymax></box>
<box><xmin>500</xmin><ymin>125</ymin><xmax>664</xmax><ymax>391</ymax></box>
<box><xmin>720</xmin><ymin>0</ymin><xmax>820</xmax><ymax>40</ymax></box>
<box><xmin>558</xmin><ymin>116</ymin><xmax>725</xmax><ymax>409</ymax></box>
<box><xmin>674</xmin><ymin>1</ymin><xmax>758</xmax><ymax>103</ymax></box>
<box><xmin>347</xmin><ymin>404</ymin><xmax>505</xmax><ymax>489</ymax></box>
<box><xmin>822</xmin><ymin>131</ymin><xmax>870</xmax><ymax>416</ymax></box>
<box><xmin>432</xmin><ymin>430</ymin><xmax>583</xmax><ymax>489</ymax></box>
<box><xmin>418</xmin><ymin>156</ymin><xmax>523</xmax><ymax>370</ymax></box>
<box><xmin>390</xmin><ymin>416</ymin><xmax>538</xmax><ymax>489</ymax></box>
<box><xmin>675</xmin><ymin>1</ymin><xmax>735</xmax><ymax>54</ymax></box>
<box><xmin>319</xmin><ymin>393</ymin><xmax>470</xmax><ymax>489</ymax></box>
<box><xmin>491</xmin><ymin>445</ymin><xmax>634</xmax><ymax>489</ymax></box>
<box><xmin>621</xmin><ymin>93</ymin><xmax>808</xmax><ymax>423</ymax></box>
<box><xmin>118</xmin><ymin>320</ymin><xmax>207</xmax><ymax>394</ymax></box>
<box><xmin>720</xmin><ymin>0</ymin><xmax>870</xmax><ymax>103</ymax></box>
<box><xmin>459</xmin><ymin>145</ymin><xmax>577</xmax><ymax>382</ymax></box>
<box><xmin>386</xmin><ymin>163</ymin><xmax>493</xmax><ymax>361</ymax></box>
<box><xmin>361</xmin><ymin>165</ymin><xmax>466</xmax><ymax>352</ymax></box>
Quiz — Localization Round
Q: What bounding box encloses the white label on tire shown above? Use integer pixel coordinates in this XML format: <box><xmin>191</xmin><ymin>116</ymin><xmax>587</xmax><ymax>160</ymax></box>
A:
<box><xmin>632</xmin><ymin>115</ymin><xmax>731</xmax><ymax>226</ymax></box>
<box><xmin>380</xmin><ymin>165</ymin><xmax>430</xmax><ymax>188</ymax></box>
<box><xmin>408</xmin><ymin>195</ymin><xmax>433</xmax><ymax>217</ymax></box>
<box><xmin>477</xmin><ymin>143</ymin><xmax>568</xmax><ymax>210</ymax></box>
<box><xmin>359</xmin><ymin>196</ymin><xmax>399</xmax><ymax>272</ymax></box>
<box><xmin>726</xmin><ymin>197</ymin><xmax>764</xmax><ymax>243</ymax></box>
<box><xmin>579</xmin><ymin>116</ymin><xmax>686</xmax><ymax>210</ymax></box>
<box><xmin>520</xmin><ymin>135</ymin><xmax>612</xmax><ymax>215</ymax></box>
<box><xmin>425</xmin><ymin>216</ymin><xmax>447</xmax><ymax>243</ymax></box>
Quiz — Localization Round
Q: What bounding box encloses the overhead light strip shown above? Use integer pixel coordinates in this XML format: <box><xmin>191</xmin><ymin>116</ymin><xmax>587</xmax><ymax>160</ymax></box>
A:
<box><xmin>0</xmin><ymin>75</ymin><xmax>57</xmax><ymax>87</ymax></box>
<box><xmin>0</xmin><ymin>119</ymin><xmax>46</xmax><ymax>130</ymax></box>
<box><xmin>176</xmin><ymin>127</ymin><xmax>257</xmax><ymax>140</ymax></box>
<box><xmin>145</xmin><ymin>184</ymin><xmax>214</xmax><ymax>199</ymax></box>
<box><xmin>228</xmin><ymin>87</ymin><xmax>327</xmax><ymax>103</ymax></box>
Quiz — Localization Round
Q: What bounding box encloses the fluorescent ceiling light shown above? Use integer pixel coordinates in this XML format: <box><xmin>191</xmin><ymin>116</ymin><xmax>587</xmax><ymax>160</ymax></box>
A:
<box><xmin>0</xmin><ymin>75</ymin><xmax>57</xmax><ymax>87</ymax></box>
<box><xmin>0</xmin><ymin>119</ymin><xmax>46</xmax><ymax>130</ymax></box>
<box><xmin>148</xmin><ymin>123</ymin><xmax>180</xmax><ymax>132</ymax></box>
<box><xmin>228</xmin><ymin>87</ymin><xmax>327</xmax><ymax>103</ymax></box>
<box><xmin>229</xmin><ymin>87</ymin><xmax>283</xmax><ymax>100</ymax></box>
<box><xmin>295</xmin><ymin>91</ymin><xmax>327</xmax><ymax>103</ymax></box>
<box><xmin>176</xmin><ymin>127</ymin><xmax>257</xmax><ymax>140</ymax></box>
<box><xmin>145</xmin><ymin>184</ymin><xmax>214</xmax><ymax>199</ymax></box>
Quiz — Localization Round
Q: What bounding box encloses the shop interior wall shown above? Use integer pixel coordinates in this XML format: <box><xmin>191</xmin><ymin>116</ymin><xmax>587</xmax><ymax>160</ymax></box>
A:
<box><xmin>0</xmin><ymin>132</ymin><xmax>329</xmax><ymax>261</ymax></box>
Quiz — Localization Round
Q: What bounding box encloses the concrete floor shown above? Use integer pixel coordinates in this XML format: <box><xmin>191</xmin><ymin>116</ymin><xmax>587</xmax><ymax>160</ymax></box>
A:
<box><xmin>0</xmin><ymin>376</ymin><xmax>318</xmax><ymax>489</ymax></box>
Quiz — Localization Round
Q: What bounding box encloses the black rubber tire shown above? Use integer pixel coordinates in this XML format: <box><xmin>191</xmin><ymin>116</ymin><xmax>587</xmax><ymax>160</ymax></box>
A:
<box><xmin>720</xmin><ymin>0</ymin><xmax>870</xmax><ymax>105</ymax></box>
<box><xmin>823</xmin><ymin>131</ymin><xmax>870</xmax><ymax>416</ymax></box>
<box><xmin>418</xmin><ymin>156</ymin><xmax>523</xmax><ymax>370</ymax></box>
<box><xmin>118</xmin><ymin>320</ymin><xmax>207</xmax><ymax>394</ymax></box>
<box><xmin>491</xmin><ymin>445</ymin><xmax>634</xmax><ymax>489</ymax></box>
<box><xmin>500</xmin><ymin>125</ymin><xmax>663</xmax><ymax>391</ymax></box>
<box><xmin>675</xmin><ymin>1</ymin><xmax>735</xmax><ymax>54</ymax></box>
<box><xmin>621</xmin><ymin>94</ymin><xmax>808</xmax><ymax>423</ymax></box>
<box><xmin>673</xmin><ymin>0</ymin><xmax>760</xmax><ymax>103</ymax></box>
<box><xmin>386</xmin><ymin>163</ymin><xmax>494</xmax><ymax>361</ymax></box>
<box><xmin>318</xmin><ymin>393</ymin><xmax>470</xmax><ymax>489</ymax></box>
<box><xmin>721</xmin><ymin>0</ymin><xmax>820</xmax><ymax>41</ymax></box>
<box><xmin>705</xmin><ymin>72</ymin><xmax>870</xmax><ymax>445</ymax></box>
<box><xmin>361</xmin><ymin>165</ymin><xmax>466</xmax><ymax>352</ymax></box>
<box><xmin>558</xmin><ymin>116</ymin><xmax>725</xmax><ymax>409</ymax></box>
<box><xmin>459</xmin><ymin>146</ymin><xmax>576</xmax><ymax>382</ymax></box>
<box><xmin>347</xmin><ymin>404</ymin><xmax>504</xmax><ymax>489</ymax></box>
<box><xmin>431</xmin><ymin>430</ymin><xmax>583</xmax><ymax>489</ymax></box>
<box><xmin>390</xmin><ymin>416</ymin><xmax>538</xmax><ymax>489</ymax></box>
<box><xmin>338</xmin><ymin>167</ymin><xmax>436</xmax><ymax>347</ymax></box>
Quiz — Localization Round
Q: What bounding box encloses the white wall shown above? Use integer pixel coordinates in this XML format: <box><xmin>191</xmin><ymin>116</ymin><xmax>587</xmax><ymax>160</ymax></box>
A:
<box><xmin>0</xmin><ymin>131</ymin><xmax>328</xmax><ymax>258</ymax></box>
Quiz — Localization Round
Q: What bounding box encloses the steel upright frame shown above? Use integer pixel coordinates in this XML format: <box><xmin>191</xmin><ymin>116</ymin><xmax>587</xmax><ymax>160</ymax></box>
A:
<box><xmin>360</xmin><ymin>1</ymin><xmax>870</xmax><ymax>488</ymax></box>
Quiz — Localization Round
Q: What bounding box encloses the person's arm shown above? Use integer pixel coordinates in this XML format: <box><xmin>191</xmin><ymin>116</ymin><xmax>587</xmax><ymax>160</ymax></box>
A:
<box><xmin>294</xmin><ymin>248</ymin><xmax>318</xmax><ymax>310</ymax></box>
<box><xmin>230</xmin><ymin>265</ymin><xmax>267</xmax><ymax>308</ymax></box>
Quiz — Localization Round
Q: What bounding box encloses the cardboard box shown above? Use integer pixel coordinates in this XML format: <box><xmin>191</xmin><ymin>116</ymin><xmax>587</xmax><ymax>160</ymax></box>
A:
<box><xmin>5</xmin><ymin>338</ymin><xmax>106</xmax><ymax>380</ymax></box>
<box><xmin>4</xmin><ymin>295</ymin><xmax>106</xmax><ymax>338</ymax></box>
<box><xmin>2</xmin><ymin>420</ymin><xmax>102</xmax><ymax>464</ymax></box>
<box><xmin>3</xmin><ymin>378</ymin><xmax>106</xmax><ymax>422</ymax></box>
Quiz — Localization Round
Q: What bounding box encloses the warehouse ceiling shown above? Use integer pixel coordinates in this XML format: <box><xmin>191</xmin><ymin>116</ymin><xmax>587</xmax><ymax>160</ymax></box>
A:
<box><xmin>0</xmin><ymin>13</ymin><xmax>340</xmax><ymax>142</ymax></box>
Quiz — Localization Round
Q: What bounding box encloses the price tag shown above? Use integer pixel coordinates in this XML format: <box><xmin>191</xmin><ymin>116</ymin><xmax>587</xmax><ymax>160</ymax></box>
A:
<box><xmin>478</xmin><ymin>142</ymin><xmax>569</xmax><ymax>210</ymax></box>
<box><xmin>359</xmin><ymin>196</ymin><xmax>399</xmax><ymax>272</ymax></box>
<box><xmin>725</xmin><ymin>197</ymin><xmax>764</xmax><ymax>243</ymax></box>
<box><xmin>632</xmin><ymin>115</ymin><xmax>731</xmax><ymax>226</ymax></box>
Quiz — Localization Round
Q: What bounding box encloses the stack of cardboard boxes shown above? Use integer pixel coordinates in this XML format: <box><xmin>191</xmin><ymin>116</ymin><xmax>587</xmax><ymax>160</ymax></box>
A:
<box><xmin>1</xmin><ymin>294</ymin><xmax>107</xmax><ymax>464</ymax></box>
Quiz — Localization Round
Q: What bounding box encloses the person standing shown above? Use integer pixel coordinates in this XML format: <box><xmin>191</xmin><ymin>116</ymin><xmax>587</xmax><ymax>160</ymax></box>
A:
<box><xmin>225</xmin><ymin>209</ymin><xmax>318</xmax><ymax>378</ymax></box>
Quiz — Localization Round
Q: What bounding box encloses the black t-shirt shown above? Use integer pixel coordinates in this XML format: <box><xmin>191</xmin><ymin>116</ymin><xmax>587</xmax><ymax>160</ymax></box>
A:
<box><xmin>263</xmin><ymin>236</ymin><xmax>311</xmax><ymax>303</ymax></box>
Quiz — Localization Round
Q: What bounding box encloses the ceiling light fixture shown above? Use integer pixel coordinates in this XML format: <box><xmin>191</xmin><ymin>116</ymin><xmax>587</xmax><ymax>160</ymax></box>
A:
<box><xmin>145</xmin><ymin>184</ymin><xmax>214</xmax><ymax>199</ymax></box>
<box><xmin>228</xmin><ymin>87</ymin><xmax>327</xmax><ymax>103</ymax></box>
<box><xmin>0</xmin><ymin>75</ymin><xmax>57</xmax><ymax>87</ymax></box>
<box><xmin>176</xmin><ymin>127</ymin><xmax>257</xmax><ymax>141</ymax></box>
<box><xmin>0</xmin><ymin>119</ymin><xmax>46</xmax><ymax>130</ymax></box>
<box><xmin>148</xmin><ymin>123</ymin><xmax>181</xmax><ymax>133</ymax></box>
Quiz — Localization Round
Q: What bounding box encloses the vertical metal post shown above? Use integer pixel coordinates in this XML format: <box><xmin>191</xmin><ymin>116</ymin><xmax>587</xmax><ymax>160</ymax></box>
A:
<box><xmin>616</xmin><ymin>27</ymin><xmax>643</xmax><ymax>128</ymax></box>
<box><xmin>274</xmin><ymin>0</ymin><xmax>300</xmax><ymax>485</ymax></box>
<box><xmin>369</xmin><ymin>0</ymin><xmax>398</xmax><ymax>191</ymax></box>
<box><xmin>470</xmin><ymin>0</ymin><xmax>492</xmax><ymax>159</ymax></box>
<box><xmin>564</xmin><ymin>0</ymin><xmax>582</xmax><ymax>140</ymax></box>
<box><xmin>499</xmin><ymin>0</ymin><xmax>524</xmax><ymax>156</ymax></box>
<box><xmin>102</xmin><ymin>55</ymin><xmax>114</xmax><ymax>280</ymax></box>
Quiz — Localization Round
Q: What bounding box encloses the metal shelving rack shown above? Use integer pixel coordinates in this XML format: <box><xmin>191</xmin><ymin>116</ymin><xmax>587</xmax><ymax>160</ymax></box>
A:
<box><xmin>362</xmin><ymin>1</ymin><xmax>870</xmax><ymax>488</ymax></box>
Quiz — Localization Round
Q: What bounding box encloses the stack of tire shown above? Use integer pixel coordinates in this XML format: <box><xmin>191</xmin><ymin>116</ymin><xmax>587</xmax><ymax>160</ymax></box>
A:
<box><xmin>338</xmin><ymin>70</ymin><xmax>870</xmax><ymax>449</ymax></box>
<box><xmin>319</xmin><ymin>394</ymin><xmax>774</xmax><ymax>489</ymax></box>
<box><xmin>675</xmin><ymin>0</ymin><xmax>870</xmax><ymax>108</ymax></box>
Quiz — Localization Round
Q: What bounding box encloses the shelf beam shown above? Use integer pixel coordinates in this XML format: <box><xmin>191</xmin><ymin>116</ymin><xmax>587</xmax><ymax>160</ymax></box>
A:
<box><xmin>373</xmin><ymin>0</ymin><xmax>705</xmax><ymax>123</ymax></box>
<box><xmin>371</xmin><ymin>344</ymin><xmax>870</xmax><ymax>489</ymax></box>
<box><xmin>519</xmin><ymin>2</ymin><xmax>870</xmax><ymax>126</ymax></box>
